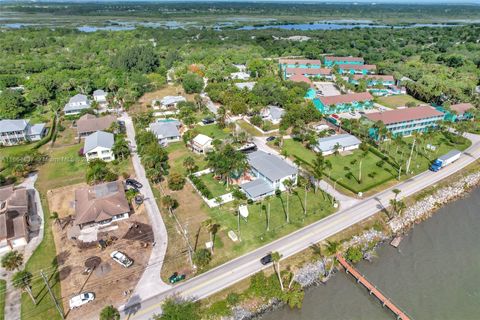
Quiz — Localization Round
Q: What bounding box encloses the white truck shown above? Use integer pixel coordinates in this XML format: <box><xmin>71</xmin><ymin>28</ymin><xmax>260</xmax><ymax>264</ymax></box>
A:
<box><xmin>429</xmin><ymin>150</ymin><xmax>461</xmax><ymax>172</ymax></box>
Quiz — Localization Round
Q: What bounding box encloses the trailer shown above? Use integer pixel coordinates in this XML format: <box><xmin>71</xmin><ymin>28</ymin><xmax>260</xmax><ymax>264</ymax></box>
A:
<box><xmin>429</xmin><ymin>150</ymin><xmax>461</xmax><ymax>172</ymax></box>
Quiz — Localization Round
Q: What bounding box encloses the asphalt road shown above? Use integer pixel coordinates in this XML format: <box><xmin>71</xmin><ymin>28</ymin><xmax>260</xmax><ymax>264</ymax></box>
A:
<box><xmin>122</xmin><ymin>133</ymin><xmax>480</xmax><ymax>320</ymax></box>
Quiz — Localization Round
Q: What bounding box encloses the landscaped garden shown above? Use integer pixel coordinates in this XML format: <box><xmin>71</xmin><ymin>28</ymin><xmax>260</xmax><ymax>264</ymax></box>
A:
<box><xmin>375</xmin><ymin>94</ymin><xmax>422</xmax><ymax>109</ymax></box>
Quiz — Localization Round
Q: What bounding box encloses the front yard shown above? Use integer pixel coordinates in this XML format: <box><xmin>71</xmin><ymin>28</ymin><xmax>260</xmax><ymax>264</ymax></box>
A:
<box><xmin>282</xmin><ymin>139</ymin><xmax>397</xmax><ymax>194</ymax></box>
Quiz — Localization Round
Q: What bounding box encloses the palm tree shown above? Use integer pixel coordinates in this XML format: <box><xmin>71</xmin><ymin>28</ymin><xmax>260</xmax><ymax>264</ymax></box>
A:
<box><xmin>112</xmin><ymin>137</ymin><xmax>130</xmax><ymax>160</ymax></box>
<box><xmin>183</xmin><ymin>156</ymin><xmax>196</xmax><ymax>174</ymax></box>
<box><xmin>333</xmin><ymin>143</ymin><xmax>341</xmax><ymax>156</ymax></box>
<box><xmin>325</xmin><ymin>240</ymin><xmax>340</xmax><ymax>276</ymax></box>
<box><xmin>1</xmin><ymin>250</ymin><xmax>23</xmax><ymax>271</ymax></box>
<box><xmin>271</xmin><ymin>251</ymin><xmax>284</xmax><ymax>291</ymax></box>
<box><xmin>283</xmin><ymin>179</ymin><xmax>294</xmax><ymax>224</ymax></box>
<box><xmin>99</xmin><ymin>305</ymin><xmax>120</xmax><ymax>320</ymax></box>
<box><xmin>12</xmin><ymin>270</ymin><xmax>36</xmax><ymax>305</ymax></box>
<box><xmin>309</xmin><ymin>153</ymin><xmax>325</xmax><ymax>194</ymax></box>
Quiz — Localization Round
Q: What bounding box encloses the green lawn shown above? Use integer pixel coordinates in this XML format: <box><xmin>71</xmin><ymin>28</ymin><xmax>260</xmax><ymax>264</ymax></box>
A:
<box><xmin>165</xmin><ymin>142</ymin><xmax>207</xmax><ymax>175</ymax></box>
<box><xmin>237</xmin><ymin>120</ymin><xmax>264</xmax><ymax>137</ymax></box>
<box><xmin>379</xmin><ymin>131</ymin><xmax>471</xmax><ymax>175</ymax></box>
<box><xmin>199</xmin><ymin>173</ymin><xmax>230</xmax><ymax>197</ymax></box>
<box><xmin>196</xmin><ymin>124</ymin><xmax>231</xmax><ymax>140</ymax></box>
<box><xmin>375</xmin><ymin>94</ymin><xmax>422</xmax><ymax>109</ymax></box>
<box><xmin>0</xmin><ymin>280</ymin><xmax>5</xmax><ymax>320</ymax></box>
<box><xmin>208</xmin><ymin>186</ymin><xmax>334</xmax><ymax>259</ymax></box>
<box><xmin>282</xmin><ymin>139</ymin><xmax>397</xmax><ymax>193</ymax></box>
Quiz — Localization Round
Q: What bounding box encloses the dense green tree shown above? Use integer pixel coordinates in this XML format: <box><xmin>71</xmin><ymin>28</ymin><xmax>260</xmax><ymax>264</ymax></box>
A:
<box><xmin>99</xmin><ymin>305</ymin><xmax>120</xmax><ymax>320</ymax></box>
<box><xmin>0</xmin><ymin>90</ymin><xmax>31</xmax><ymax>118</ymax></box>
<box><xmin>1</xmin><ymin>250</ymin><xmax>23</xmax><ymax>271</ymax></box>
<box><xmin>154</xmin><ymin>298</ymin><xmax>200</xmax><ymax>320</ymax></box>
<box><xmin>182</xmin><ymin>73</ymin><xmax>204</xmax><ymax>94</ymax></box>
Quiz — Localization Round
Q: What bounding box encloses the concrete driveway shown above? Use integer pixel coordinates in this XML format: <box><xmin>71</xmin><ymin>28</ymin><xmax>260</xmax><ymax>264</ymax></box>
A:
<box><xmin>119</xmin><ymin>113</ymin><xmax>171</xmax><ymax>307</ymax></box>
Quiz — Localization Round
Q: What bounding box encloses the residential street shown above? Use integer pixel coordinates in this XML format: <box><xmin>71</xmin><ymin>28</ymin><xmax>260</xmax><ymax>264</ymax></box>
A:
<box><xmin>121</xmin><ymin>132</ymin><xmax>480</xmax><ymax>320</ymax></box>
<box><xmin>119</xmin><ymin>113</ymin><xmax>171</xmax><ymax>305</ymax></box>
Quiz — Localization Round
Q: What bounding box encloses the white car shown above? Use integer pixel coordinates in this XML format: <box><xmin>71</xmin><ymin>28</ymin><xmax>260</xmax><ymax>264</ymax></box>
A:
<box><xmin>110</xmin><ymin>250</ymin><xmax>133</xmax><ymax>268</ymax></box>
<box><xmin>69</xmin><ymin>292</ymin><xmax>95</xmax><ymax>309</ymax></box>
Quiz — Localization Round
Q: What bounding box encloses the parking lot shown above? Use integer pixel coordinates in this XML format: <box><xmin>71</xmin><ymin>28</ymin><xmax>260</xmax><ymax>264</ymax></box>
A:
<box><xmin>313</xmin><ymin>81</ymin><xmax>341</xmax><ymax>96</ymax></box>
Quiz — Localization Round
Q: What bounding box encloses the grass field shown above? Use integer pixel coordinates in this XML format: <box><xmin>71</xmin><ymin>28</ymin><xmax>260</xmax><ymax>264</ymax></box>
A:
<box><xmin>199</xmin><ymin>173</ymin><xmax>230</xmax><ymax>198</ymax></box>
<box><xmin>375</xmin><ymin>94</ymin><xmax>422</xmax><ymax>109</ymax></box>
<box><xmin>282</xmin><ymin>139</ymin><xmax>397</xmax><ymax>193</ymax></box>
<box><xmin>0</xmin><ymin>280</ymin><xmax>5</xmax><ymax>320</ymax></box>
<box><xmin>237</xmin><ymin>120</ymin><xmax>264</xmax><ymax>137</ymax></box>
<box><xmin>165</xmin><ymin>142</ymin><xmax>207</xmax><ymax>175</ymax></box>
<box><xmin>196</xmin><ymin>124</ymin><xmax>232</xmax><ymax>140</ymax></box>
<box><xmin>380</xmin><ymin>131</ymin><xmax>471</xmax><ymax>175</ymax></box>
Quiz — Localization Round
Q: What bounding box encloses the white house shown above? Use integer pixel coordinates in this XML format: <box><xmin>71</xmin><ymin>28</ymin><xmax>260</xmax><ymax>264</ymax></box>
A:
<box><xmin>313</xmin><ymin>134</ymin><xmax>361</xmax><ymax>156</ymax></box>
<box><xmin>240</xmin><ymin>151</ymin><xmax>298</xmax><ymax>200</ymax></box>
<box><xmin>235</xmin><ymin>82</ymin><xmax>256</xmax><ymax>91</ymax></box>
<box><xmin>0</xmin><ymin>119</ymin><xmax>47</xmax><ymax>146</ymax></box>
<box><xmin>152</xmin><ymin>96</ymin><xmax>186</xmax><ymax>110</ymax></box>
<box><xmin>261</xmin><ymin>106</ymin><xmax>285</xmax><ymax>125</ymax></box>
<box><xmin>149</xmin><ymin>121</ymin><xmax>181</xmax><ymax>146</ymax></box>
<box><xmin>64</xmin><ymin>94</ymin><xmax>91</xmax><ymax>115</ymax></box>
<box><xmin>230</xmin><ymin>72</ymin><xmax>250</xmax><ymax>81</ymax></box>
<box><xmin>93</xmin><ymin>89</ymin><xmax>108</xmax><ymax>105</ymax></box>
<box><xmin>83</xmin><ymin>131</ymin><xmax>115</xmax><ymax>162</ymax></box>
<box><xmin>191</xmin><ymin>134</ymin><xmax>213</xmax><ymax>154</ymax></box>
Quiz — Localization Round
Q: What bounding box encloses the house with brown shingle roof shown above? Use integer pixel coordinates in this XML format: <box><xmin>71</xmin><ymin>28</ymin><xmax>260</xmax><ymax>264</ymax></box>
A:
<box><xmin>76</xmin><ymin>114</ymin><xmax>116</xmax><ymax>138</ymax></box>
<box><xmin>288</xmin><ymin>74</ymin><xmax>313</xmax><ymax>87</ymax></box>
<box><xmin>285</xmin><ymin>67</ymin><xmax>333</xmax><ymax>80</ymax></box>
<box><xmin>349</xmin><ymin>74</ymin><xmax>395</xmax><ymax>87</ymax></box>
<box><xmin>74</xmin><ymin>180</ymin><xmax>130</xmax><ymax>229</ymax></box>
<box><xmin>0</xmin><ymin>185</ymin><xmax>30</xmax><ymax>251</ymax></box>
<box><xmin>363</xmin><ymin>106</ymin><xmax>444</xmax><ymax>137</ymax></box>
<box><xmin>338</xmin><ymin>64</ymin><xmax>376</xmax><ymax>75</ymax></box>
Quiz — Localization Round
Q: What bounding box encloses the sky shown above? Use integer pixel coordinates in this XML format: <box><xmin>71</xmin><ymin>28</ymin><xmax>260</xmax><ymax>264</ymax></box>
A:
<box><xmin>9</xmin><ymin>0</ymin><xmax>480</xmax><ymax>3</ymax></box>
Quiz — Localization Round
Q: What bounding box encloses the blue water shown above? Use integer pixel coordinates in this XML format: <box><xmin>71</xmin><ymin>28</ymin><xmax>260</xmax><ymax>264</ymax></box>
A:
<box><xmin>77</xmin><ymin>25</ymin><xmax>136</xmax><ymax>32</ymax></box>
<box><xmin>238</xmin><ymin>23</ymin><xmax>463</xmax><ymax>31</ymax></box>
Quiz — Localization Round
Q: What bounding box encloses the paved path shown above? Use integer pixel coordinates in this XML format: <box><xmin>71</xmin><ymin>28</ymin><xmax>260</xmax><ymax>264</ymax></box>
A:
<box><xmin>119</xmin><ymin>113</ymin><xmax>171</xmax><ymax>309</ymax></box>
<box><xmin>1</xmin><ymin>173</ymin><xmax>44</xmax><ymax>320</ymax></box>
<box><xmin>121</xmin><ymin>132</ymin><xmax>480</xmax><ymax>320</ymax></box>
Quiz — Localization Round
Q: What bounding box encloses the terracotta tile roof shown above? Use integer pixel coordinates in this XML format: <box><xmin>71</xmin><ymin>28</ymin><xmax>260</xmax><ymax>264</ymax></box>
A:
<box><xmin>352</xmin><ymin>74</ymin><xmax>394</xmax><ymax>81</ymax></box>
<box><xmin>326</xmin><ymin>56</ymin><xmax>364</xmax><ymax>63</ymax></box>
<box><xmin>289</xmin><ymin>74</ymin><xmax>313</xmax><ymax>85</ymax></box>
<box><xmin>450</xmin><ymin>103</ymin><xmax>474</xmax><ymax>115</ymax></box>
<box><xmin>77</xmin><ymin>114</ymin><xmax>116</xmax><ymax>135</ymax></box>
<box><xmin>338</xmin><ymin>64</ymin><xmax>376</xmax><ymax>70</ymax></box>
<box><xmin>319</xmin><ymin>92</ymin><xmax>373</xmax><ymax>106</ymax></box>
<box><xmin>279</xmin><ymin>58</ymin><xmax>322</xmax><ymax>65</ymax></box>
<box><xmin>365</xmin><ymin>106</ymin><xmax>444</xmax><ymax>125</ymax></box>
<box><xmin>74</xmin><ymin>180</ymin><xmax>130</xmax><ymax>226</ymax></box>
<box><xmin>286</xmin><ymin>67</ymin><xmax>332</xmax><ymax>76</ymax></box>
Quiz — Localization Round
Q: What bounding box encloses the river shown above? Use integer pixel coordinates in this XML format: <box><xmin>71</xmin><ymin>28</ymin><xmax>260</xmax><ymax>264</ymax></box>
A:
<box><xmin>263</xmin><ymin>187</ymin><xmax>480</xmax><ymax>320</ymax></box>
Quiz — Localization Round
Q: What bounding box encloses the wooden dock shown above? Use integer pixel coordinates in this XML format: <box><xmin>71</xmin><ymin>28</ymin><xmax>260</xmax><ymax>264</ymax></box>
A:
<box><xmin>336</xmin><ymin>254</ymin><xmax>411</xmax><ymax>320</ymax></box>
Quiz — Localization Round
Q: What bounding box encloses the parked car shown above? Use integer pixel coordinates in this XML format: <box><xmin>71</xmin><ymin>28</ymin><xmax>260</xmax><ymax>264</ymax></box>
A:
<box><xmin>69</xmin><ymin>292</ymin><xmax>95</xmax><ymax>309</ymax></box>
<box><xmin>266</xmin><ymin>136</ymin><xmax>276</xmax><ymax>142</ymax></box>
<box><xmin>126</xmin><ymin>178</ymin><xmax>142</xmax><ymax>189</ymax></box>
<box><xmin>202</xmin><ymin>117</ymin><xmax>215</xmax><ymax>125</ymax></box>
<box><xmin>110</xmin><ymin>251</ymin><xmax>134</xmax><ymax>268</ymax></box>
<box><xmin>169</xmin><ymin>272</ymin><xmax>186</xmax><ymax>284</ymax></box>
<box><xmin>260</xmin><ymin>253</ymin><xmax>272</xmax><ymax>265</ymax></box>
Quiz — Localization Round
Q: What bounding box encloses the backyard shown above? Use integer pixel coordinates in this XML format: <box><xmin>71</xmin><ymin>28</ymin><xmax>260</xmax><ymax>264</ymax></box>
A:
<box><xmin>195</xmin><ymin>124</ymin><xmax>232</xmax><ymax>140</ymax></box>
<box><xmin>198</xmin><ymin>173</ymin><xmax>231</xmax><ymax>198</ymax></box>
<box><xmin>375</xmin><ymin>94</ymin><xmax>422</xmax><ymax>109</ymax></box>
<box><xmin>237</xmin><ymin>119</ymin><xmax>264</xmax><ymax>137</ymax></box>
<box><xmin>165</xmin><ymin>142</ymin><xmax>207</xmax><ymax>175</ymax></box>
<box><xmin>282</xmin><ymin>139</ymin><xmax>398</xmax><ymax>194</ymax></box>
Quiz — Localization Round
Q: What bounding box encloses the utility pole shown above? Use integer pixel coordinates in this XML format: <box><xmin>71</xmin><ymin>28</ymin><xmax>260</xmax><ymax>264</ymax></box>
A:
<box><xmin>267</xmin><ymin>202</ymin><xmax>271</xmax><ymax>232</ymax></box>
<box><xmin>304</xmin><ymin>185</ymin><xmax>307</xmax><ymax>216</ymax></box>
<box><xmin>41</xmin><ymin>270</ymin><xmax>64</xmax><ymax>320</ymax></box>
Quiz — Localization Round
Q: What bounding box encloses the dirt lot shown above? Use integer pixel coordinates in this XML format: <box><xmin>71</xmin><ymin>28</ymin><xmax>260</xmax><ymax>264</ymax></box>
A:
<box><xmin>48</xmin><ymin>186</ymin><xmax>153</xmax><ymax>320</ymax></box>
<box><xmin>131</xmin><ymin>84</ymin><xmax>196</xmax><ymax>114</ymax></box>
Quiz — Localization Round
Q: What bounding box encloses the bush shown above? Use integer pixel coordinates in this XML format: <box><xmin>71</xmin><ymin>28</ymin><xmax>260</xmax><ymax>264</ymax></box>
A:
<box><xmin>182</xmin><ymin>72</ymin><xmax>204</xmax><ymax>94</ymax></box>
<box><xmin>168</xmin><ymin>172</ymin><xmax>186</xmax><ymax>190</ymax></box>
<box><xmin>193</xmin><ymin>248</ymin><xmax>212</xmax><ymax>269</ymax></box>
<box><xmin>345</xmin><ymin>246</ymin><xmax>363</xmax><ymax>263</ymax></box>
<box><xmin>189</xmin><ymin>175</ymin><xmax>213</xmax><ymax>199</ymax></box>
